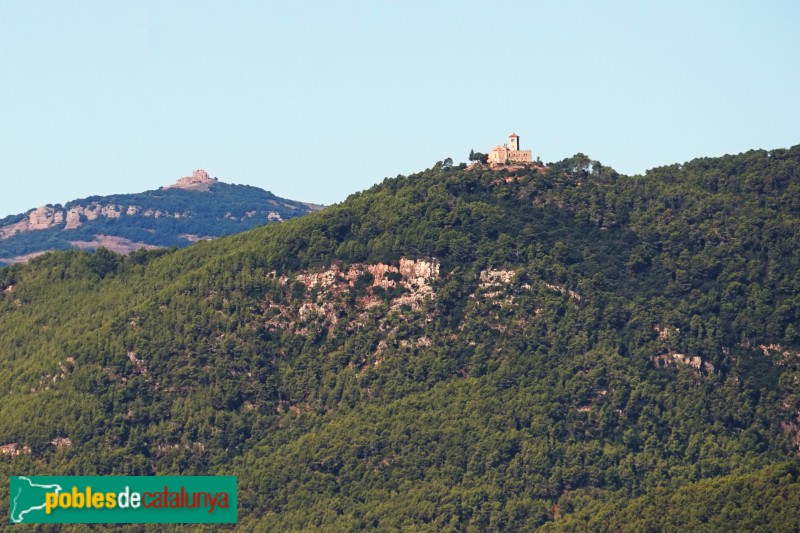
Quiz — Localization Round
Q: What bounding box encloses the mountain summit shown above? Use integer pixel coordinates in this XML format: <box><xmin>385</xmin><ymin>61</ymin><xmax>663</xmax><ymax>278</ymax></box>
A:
<box><xmin>164</xmin><ymin>169</ymin><xmax>218</xmax><ymax>191</ymax></box>
<box><xmin>0</xmin><ymin>171</ymin><xmax>322</xmax><ymax>264</ymax></box>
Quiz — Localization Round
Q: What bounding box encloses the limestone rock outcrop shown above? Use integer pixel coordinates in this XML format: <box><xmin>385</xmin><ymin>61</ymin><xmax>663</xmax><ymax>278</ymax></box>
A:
<box><xmin>28</xmin><ymin>206</ymin><xmax>63</xmax><ymax>229</ymax></box>
<box><xmin>167</xmin><ymin>169</ymin><xmax>217</xmax><ymax>190</ymax></box>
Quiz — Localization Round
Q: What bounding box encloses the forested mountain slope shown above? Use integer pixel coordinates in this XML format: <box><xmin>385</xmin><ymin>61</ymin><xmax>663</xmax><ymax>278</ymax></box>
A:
<box><xmin>1</xmin><ymin>146</ymin><xmax>800</xmax><ymax>530</ymax></box>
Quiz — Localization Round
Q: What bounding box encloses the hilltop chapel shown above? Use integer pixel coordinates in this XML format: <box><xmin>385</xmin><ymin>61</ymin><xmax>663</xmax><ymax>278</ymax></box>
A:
<box><xmin>488</xmin><ymin>133</ymin><xmax>533</xmax><ymax>164</ymax></box>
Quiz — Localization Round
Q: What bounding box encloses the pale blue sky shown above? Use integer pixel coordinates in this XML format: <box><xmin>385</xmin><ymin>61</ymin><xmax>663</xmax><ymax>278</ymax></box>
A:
<box><xmin>1</xmin><ymin>1</ymin><xmax>798</xmax><ymax>217</ymax></box>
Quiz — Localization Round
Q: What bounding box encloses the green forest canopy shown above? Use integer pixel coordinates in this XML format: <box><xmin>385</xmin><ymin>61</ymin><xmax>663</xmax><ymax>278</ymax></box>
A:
<box><xmin>1</xmin><ymin>146</ymin><xmax>800</xmax><ymax>530</ymax></box>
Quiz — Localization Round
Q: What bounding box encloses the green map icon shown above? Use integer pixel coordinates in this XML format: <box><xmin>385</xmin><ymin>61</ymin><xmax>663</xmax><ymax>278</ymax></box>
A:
<box><xmin>10</xmin><ymin>476</ymin><xmax>63</xmax><ymax>523</ymax></box>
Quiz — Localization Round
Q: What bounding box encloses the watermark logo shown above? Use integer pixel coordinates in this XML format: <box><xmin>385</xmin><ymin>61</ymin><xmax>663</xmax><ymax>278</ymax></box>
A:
<box><xmin>9</xmin><ymin>476</ymin><xmax>236</xmax><ymax>524</ymax></box>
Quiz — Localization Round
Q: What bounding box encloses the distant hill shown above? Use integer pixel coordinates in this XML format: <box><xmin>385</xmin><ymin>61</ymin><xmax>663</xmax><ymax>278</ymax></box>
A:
<box><xmin>0</xmin><ymin>169</ymin><xmax>323</xmax><ymax>264</ymax></box>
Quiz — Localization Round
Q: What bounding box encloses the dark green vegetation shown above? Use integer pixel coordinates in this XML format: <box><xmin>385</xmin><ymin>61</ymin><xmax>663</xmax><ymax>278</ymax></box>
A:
<box><xmin>0</xmin><ymin>181</ymin><xmax>319</xmax><ymax>262</ymax></box>
<box><xmin>1</xmin><ymin>146</ymin><xmax>800</xmax><ymax>531</ymax></box>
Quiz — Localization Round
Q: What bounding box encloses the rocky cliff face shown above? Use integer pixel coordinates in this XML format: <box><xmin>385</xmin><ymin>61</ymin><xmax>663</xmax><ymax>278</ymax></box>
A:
<box><xmin>266</xmin><ymin>258</ymin><xmax>441</xmax><ymax>338</ymax></box>
<box><xmin>0</xmin><ymin>206</ymin><xmax>64</xmax><ymax>238</ymax></box>
<box><xmin>0</xmin><ymin>202</ymin><xmax>190</xmax><ymax>238</ymax></box>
